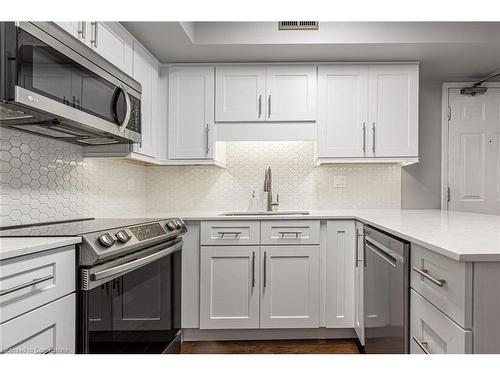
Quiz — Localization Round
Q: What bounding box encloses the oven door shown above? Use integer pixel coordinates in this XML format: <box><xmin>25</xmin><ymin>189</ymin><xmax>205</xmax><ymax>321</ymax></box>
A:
<box><xmin>78</xmin><ymin>240</ymin><xmax>182</xmax><ymax>354</ymax></box>
<box><xmin>1</xmin><ymin>22</ymin><xmax>141</xmax><ymax>144</ymax></box>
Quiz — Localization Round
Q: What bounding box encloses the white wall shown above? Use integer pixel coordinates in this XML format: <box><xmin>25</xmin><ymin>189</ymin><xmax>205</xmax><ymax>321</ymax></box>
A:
<box><xmin>401</xmin><ymin>80</ymin><xmax>442</xmax><ymax>209</ymax></box>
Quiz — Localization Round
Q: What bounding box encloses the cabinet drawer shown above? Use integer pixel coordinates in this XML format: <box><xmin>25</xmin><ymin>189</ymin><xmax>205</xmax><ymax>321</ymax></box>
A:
<box><xmin>411</xmin><ymin>244</ymin><xmax>473</xmax><ymax>328</ymax></box>
<box><xmin>410</xmin><ymin>290</ymin><xmax>472</xmax><ymax>354</ymax></box>
<box><xmin>261</xmin><ymin>220</ymin><xmax>320</xmax><ymax>245</ymax></box>
<box><xmin>0</xmin><ymin>246</ymin><xmax>75</xmax><ymax>323</ymax></box>
<box><xmin>0</xmin><ymin>293</ymin><xmax>75</xmax><ymax>354</ymax></box>
<box><xmin>201</xmin><ymin>221</ymin><xmax>260</xmax><ymax>245</ymax></box>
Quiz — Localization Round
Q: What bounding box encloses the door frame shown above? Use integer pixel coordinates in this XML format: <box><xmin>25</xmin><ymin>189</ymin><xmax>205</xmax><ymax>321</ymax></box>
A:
<box><xmin>440</xmin><ymin>82</ymin><xmax>500</xmax><ymax>210</ymax></box>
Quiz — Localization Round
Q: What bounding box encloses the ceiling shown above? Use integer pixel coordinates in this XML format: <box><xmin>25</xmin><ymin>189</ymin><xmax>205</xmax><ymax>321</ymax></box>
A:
<box><xmin>121</xmin><ymin>22</ymin><xmax>500</xmax><ymax>81</ymax></box>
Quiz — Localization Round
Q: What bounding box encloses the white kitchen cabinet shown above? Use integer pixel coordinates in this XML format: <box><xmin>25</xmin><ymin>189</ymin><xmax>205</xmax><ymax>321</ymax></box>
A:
<box><xmin>54</xmin><ymin>22</ymin><xmax>133</xmax><ymax>76</ymax></box>
<box><xmin>317</xmin><ymin>66</ymin><xmax>368</xmax><ymax>158</ymax></box>
<box><xmin>215</xmin><ymin>66</ymin><xmax>266</xmax><ymax>122</ymax></box>
<box><xmin>316</xmin><ymin>63</ymin><xmax>419</xmax><ymax>164</ymax></box>
<box><xmin>260</xmin><ymin>246</ymin><xmax>319</xmax><ymax>329</ymax></box>
<box><xmin>200</xmin><ymin>246</ymin><xmax>260</xmax><ymax>329</ymax></box>
<box><xmin>325</xmin><ymin>221</ymin><xmax>356</xmax><ymax>328</ymax></box>
<box><xmin>265</xmin><ymin>65</ymin><xmax>317</xmax><ymax>122</ymax></box>
<box><xmin>132</xmin><ymin>41</ymin><xmax>159</xmax><ymax>158</ymax></box>
<box><xmin>368</xmin><ymin>64</ymin><xmax>419</xmax><ymax>157</ymax></box>
<box><xmin>168</xmin><ymin>66</ymin><xmax>219</xmax><ymax>160</ymax></box>
<box><xmin>354</xmin><ymin>221</ymin><xmax>365</xmax><ymax>345</ymax></box>
<box><xmin>0</xmin><ymin>294</ymin><xmax>75</xmax><ymax>354</ymax></box>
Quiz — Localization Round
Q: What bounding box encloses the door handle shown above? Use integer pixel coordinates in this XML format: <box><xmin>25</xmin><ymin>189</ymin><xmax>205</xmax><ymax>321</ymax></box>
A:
<box><xmin>268</xmin><ymin>95</ymin><xmax>271</xmax><ymax>118</ymax></box>
<box><xmin>263</xmin><ymin>251</ymin><xmax>267</xmax><ymax>287</ymax></box>
<box><xmin>90</xmin><ymin>21</ymin><xmax>98</xmax><ymax>48</ymax></box>
<box><xmin>251</xmin><ymin>251</ymin><xmax>256</xmax><ymax>288</ymax></box>
<box><xmin>413</xmin><ymin>267</ymin><xmax>446</xmax><ymax>287</ymax></box>
<box><xmin>78</xmin><ymin>21</ymin><xmax>86</xmax><ymax>40</ymax></box>
<box><xmin>0</xmin><ymin>275</ymin><xmax>53</xmax><ymax>297</ymax></box>
<box><xmin>205</xmin><ymin>124</ymin><xmax>210</xmax><ymax>155</ymax></box>
<box><xmin>372</xmin><ymin>122</ymin><xmax>376</xmax><ymax>154</ymax></box>
<box><xmin>412</xmin><ymin>336</ymin><xmax>431</xmax><ymax>354</ymax></box>
<box><xmin>362</xmin><ymin>122</ymin><xmax>366</xmax><ymax>155</ymax></box>
<box><xmin>258</xmin><ymin>95</ymin><xmax>262</xmax><ymax>118</ymax></box>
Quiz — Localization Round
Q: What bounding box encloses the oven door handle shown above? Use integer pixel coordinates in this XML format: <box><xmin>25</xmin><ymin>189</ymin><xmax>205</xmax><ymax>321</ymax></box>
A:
<box><xmin>90</xmin><ymin>241</ymin><xmax>182</xmax><ymax>282</ymax></box>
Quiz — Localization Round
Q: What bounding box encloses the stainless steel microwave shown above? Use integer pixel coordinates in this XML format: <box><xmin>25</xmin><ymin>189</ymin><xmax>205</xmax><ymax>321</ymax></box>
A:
<box><xmin>0</xmin><ymin>22</ymin><xmax>141</xmax><ymax>145</ymax></box>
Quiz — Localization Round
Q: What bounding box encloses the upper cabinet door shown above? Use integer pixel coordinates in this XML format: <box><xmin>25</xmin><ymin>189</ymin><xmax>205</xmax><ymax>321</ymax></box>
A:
<box><xmin>132</xmin><ymin>42</ymin><xmax>159</xmax><ymax>158</ymax></box>
<box><xmin>215</xmin><ymin>66</ymin><xmax>266</xmax><ymax>122</ymax></box>
<box><xmin>168</xmin><ymin>66</ymin><xmax>214</xmax><ymax>159</ymax></box>
<box><xmin>266</xmin><ymin>65</ymin><xmax>317</xmax><ymax>122</ymax></box>
<box><xmin>368</xmin><ymin>64</ymin><xmax>419</xmax><ymax>157</ymax></box>
<box><xmin>89</xmin><ymin>22</ymin><xmax>134</xmax><ymax>76</ymax></box>
<box><xmin>317</xmin><ymin>65</ymin><xmax>369</xmax><ymax>157</ymax></box>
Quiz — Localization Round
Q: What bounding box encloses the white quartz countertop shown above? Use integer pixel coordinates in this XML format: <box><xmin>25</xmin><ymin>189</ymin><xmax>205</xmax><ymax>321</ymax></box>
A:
<box><xmin>145</xmin><ymin>209</ymin><xmax>500</xmax><ymax>262</ymax></box>
<box><xmin>0</xmin><ymin>237</ymin><xmax>81</xmax><ymax>261</ymax></box>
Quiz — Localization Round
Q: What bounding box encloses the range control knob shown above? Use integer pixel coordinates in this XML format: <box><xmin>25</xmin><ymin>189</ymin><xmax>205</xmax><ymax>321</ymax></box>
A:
<box><xmin>98</xmin><ymin>233</ymin><xmax>116</xmax><ymax>248</ymax></box>
<box><xmin>167</xmin><ymin>221</ymin><xmax>177</xmax><ymax>230</ymax></box>
<box><xmin>116</xmin><ymin>230</ymin><xmax>132</xmax><ymax>243</ymax></box>
<box><xmin>175</xmin><ymin>219</ymin><xmax>183</xmax><ymax>229</ymax></box>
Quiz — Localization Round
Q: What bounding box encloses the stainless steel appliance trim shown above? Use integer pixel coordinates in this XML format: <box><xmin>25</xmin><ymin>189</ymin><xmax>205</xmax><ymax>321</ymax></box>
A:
<box><xmin>412</xmin><ymin>267</ymin><xmax>446</xmax><ymax>287</ymax></box>
<box><xmin>17</xmin><ymin>22</ymin><xmax>141</xmax><ymax>96</ymax></box>
<box><xmin>13</xmin><ymin>87</ymin><xmax>141</xmax><ymax>143</ymax></box>
<box><xmin>412</xmin><ymin>336</ymin><xmax>431</xmax><ymax>354</ymax></box>
<box><xmin>0</xmin><ymin>275</ymin><xmax>53</xmax><ymax>296</ymax></box>
<box><xmin>365</xmin><ymin>236</ymin><xmax>405</xmax><ymax>263</ymax></box>
<box><xmin>366</xmin><ymin>243</ymin><xmax>397</xmax><ymax>268</ymax></box>
<box><xmin>118</xmin><ymin>83</ymin><xmax>132</xmax><ymax>132</ymax></box>
<box><xmin>251</xmin><ymin>251</ymin><xmax>256</xmax><ymax>288</ymax></box>
<box><xmin>91</xmin><ymin>241</ymin><xmax>182</xmax><ymax>281</ymax></box>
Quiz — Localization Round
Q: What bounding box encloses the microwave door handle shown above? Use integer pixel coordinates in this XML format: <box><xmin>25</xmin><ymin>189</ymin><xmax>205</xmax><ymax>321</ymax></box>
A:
<box><xmin>118</xmin><ymin>83</ymin><xmax>131</xmax><ymax>133</ymax></box>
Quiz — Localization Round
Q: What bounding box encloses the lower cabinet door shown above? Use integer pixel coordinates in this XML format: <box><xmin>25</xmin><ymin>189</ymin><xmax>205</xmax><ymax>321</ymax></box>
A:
<box><xmin>200</xmin><ymin>246</ymin><xmax>260</xmax><ymax>329</ymax></box>
<box><xmin>410</xmin><ymin>290</ymin><xmax>472</xmax><ymax>354</ymax></box>
<box><xmin>0</xmin><ymin>293</ymin><xmax>75</xmax><ymax>354</ymax></box>
<box><xmin>260</xmin><ymin>246</ymin><xmax>320</xmax><ymax>328</ymax></box>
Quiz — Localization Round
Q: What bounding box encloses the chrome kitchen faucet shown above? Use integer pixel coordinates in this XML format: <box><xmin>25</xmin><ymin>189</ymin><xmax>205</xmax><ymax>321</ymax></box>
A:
<box><xmin>264</xmin><ymin>166</ymin><xmax>279</xmax><ymax>212</ymax></box>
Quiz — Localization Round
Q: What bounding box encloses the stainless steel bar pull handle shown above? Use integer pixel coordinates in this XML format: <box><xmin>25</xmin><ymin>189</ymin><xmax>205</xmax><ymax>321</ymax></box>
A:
<box><xmin>372</xmin><ymin>122</ymin><xmax>376</xmax><ymax>154</ymax></box>
<box><xmin>0</xmin><ymin>275</ymin><xmax>53</xmax><ymax>297</ymax></box>
<box><xmin>278</xmin><ymin>231</ymin><xmax>302</xmax><ymax>238</ymax></box>
<box><xmin>412</xmin><ymin>336</ymin><xmax>431</xmax><ymax>354</ymax></box>
<box><xmin>90</xmin><ymin>22</ymin><xmax>98</xmax><ymax>48</ymax></box>
<box><xmin>268</xmin><ymin>95</ymin><xmax>271</xmax><ymax>118</ymax></box>
<box><xmin>251</xmin><ymin>251</ymin><xmax>256</xmax><ymax>288</ymax></box>
<box><xmin>413</xmin><ymin>267</ymin><xmax>446</xmax><ymax>287</ymax></box>
<box><xmin>362</xmin><ymin>122</ymin><xmax>366</xmax><ymax>155</ymax></box>
<box><xmin>218</xmin><ymin>231</ymin><xmax>241</xmax><ymax>238</ymax></box>
<box><xmin>205</xmin><ymin>124</ymin><xmax>210</xmax><ymax>155</ymax></box>
<box><xmin>263</xmin><ymin>251</ymin><xmax>267</xmax><ymax>287</ymax></box>
<box><xmin>258</xmin><ymin>95</ymin><xmax>262</xmax><ymax>118</ymax></box>
<box><xmin>78</xmin><ymin>22</ymin><xmax>86</xmax><ymax>40</ymax></box>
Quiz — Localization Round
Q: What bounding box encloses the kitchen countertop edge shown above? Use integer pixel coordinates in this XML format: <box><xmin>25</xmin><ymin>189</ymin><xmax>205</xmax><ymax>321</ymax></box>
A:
<box><xmin>0</xmin><ymin>237</ymin><xmax>82</xmax><ymax>261</ymax></box>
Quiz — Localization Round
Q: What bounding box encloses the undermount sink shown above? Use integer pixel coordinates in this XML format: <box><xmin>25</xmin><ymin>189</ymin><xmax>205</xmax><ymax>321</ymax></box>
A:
<box><xmin>220</xmin><ymin>211</ymin><xmax>310</xmax><ymax>216</ymax></box>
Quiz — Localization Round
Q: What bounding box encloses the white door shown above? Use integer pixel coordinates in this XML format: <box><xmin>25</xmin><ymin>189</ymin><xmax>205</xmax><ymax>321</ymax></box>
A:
<box><xmin>266</xmin><ymin>65</ymin><xmax>317</xmax><ymax>122</ymax></box>
<box><xmin>215</xmin><ymin>66</ymin><xmax>266</xmax><ymax>122</ymax></box>
<box><xmin>317</xmin><ymin>65</ymin><xmax>368</xmax><ymax>157</ymax></box>
<box><xmin>168</xmin><ymin>66</ymin><xmax>214</xmax><ymax>159</ymax></box>
<box><xmin>200</xmin><ymin>246</ymin><xmax>260</xmax><ymax>329</ymax></box>
<box><xmin>448</xmin><ymin>87</ymin><xmax>500</xmax><ymax>214</ymax></box>
<box><xmin>89</xmin><ymin>22</ymin><xmax>133</xmax><ymax>75</ymax></box>
<box><xmin>132</xmin><ymin>42</ymin><xmax>158</xmax><ymax>158</ymax></box>
<box><xmin>260</xmin><ymin>246</ymin><xmax>319</xmax><ymax>328</ymax></box>
<box><xmin>354</xmin><ymin>222</ymin><xmax>365</xmax><ymax>345</ymax></box>
<box><xmin>325</xmin><ymin>221</ymin><xmax>355</xmax><ymax>328</ymax></box>
<box><xmin>368</xmin><ymin>64</ymin><xmax>419</xmax><ymax>157</ymax></box>
<box><xmin>54</xmin><ymin>22</ymin><xmax>87</xmax><ymax>43</ymax></box>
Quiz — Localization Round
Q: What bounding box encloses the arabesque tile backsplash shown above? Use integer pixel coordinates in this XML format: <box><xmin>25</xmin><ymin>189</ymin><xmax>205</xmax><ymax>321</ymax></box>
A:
<box><xmin>1</xmin><ymin>129</ymin><xmax>401</xmax><ymax>227</ymax></box>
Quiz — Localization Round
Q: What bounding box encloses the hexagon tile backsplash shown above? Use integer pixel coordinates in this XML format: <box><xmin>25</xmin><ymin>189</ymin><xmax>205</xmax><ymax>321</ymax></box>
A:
<box><xmin>145</xmin><ymin>142</ymin><xmax>401</xmax><ymax>213</ymax></box>
<box><xmin>1</xmin><ymin>129</ymin><xmax>401</xmax><ymax>227</ymax></box>
<box><xmin>0</xmin><ymin>128</ymin><xmax>146</xmax><ymax>227</ymax></box>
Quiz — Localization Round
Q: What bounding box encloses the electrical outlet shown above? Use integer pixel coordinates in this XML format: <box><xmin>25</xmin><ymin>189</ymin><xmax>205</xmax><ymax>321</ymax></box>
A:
<box><xmin>127</xmin><ymin>177</ymin><xmax>135</xmax><ymax>192</ymax></box>
<box><xmin>333</xmin><ymin>175</ymin><xmax>347</xmax><ymax>188</ymax></box>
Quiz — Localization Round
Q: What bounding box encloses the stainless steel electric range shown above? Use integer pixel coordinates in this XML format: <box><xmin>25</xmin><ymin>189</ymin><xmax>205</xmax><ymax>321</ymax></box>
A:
<box><xmin>0</xmin><ymin>217</ymin><xmax>187</xmax><ymax>354</ymax></box>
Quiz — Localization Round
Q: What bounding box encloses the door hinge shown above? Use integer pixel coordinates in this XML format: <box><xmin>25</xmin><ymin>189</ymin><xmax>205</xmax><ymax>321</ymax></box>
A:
<box><xmin>447</xmin><ymin>106</ymin><xmax>451</xmax><ymax>120</ymax></box>
<box><xmin>447</xmin><ymin>186</ymin><xmax>451</xmax><ymax>203</ymax></box>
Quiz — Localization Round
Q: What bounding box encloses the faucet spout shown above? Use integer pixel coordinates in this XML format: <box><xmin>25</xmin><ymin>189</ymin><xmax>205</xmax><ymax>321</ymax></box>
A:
<box><xmin>263</xmin><ymin>166</ymin><xmax>278</xmax><ymax>212</ymax></box>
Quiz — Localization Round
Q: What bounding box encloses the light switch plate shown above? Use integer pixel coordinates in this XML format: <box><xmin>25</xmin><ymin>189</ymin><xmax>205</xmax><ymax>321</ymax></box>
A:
<box><xmin>333</xmin><ymin>175</ymin><xmax>347</xmax><ymax>188</ymax></box>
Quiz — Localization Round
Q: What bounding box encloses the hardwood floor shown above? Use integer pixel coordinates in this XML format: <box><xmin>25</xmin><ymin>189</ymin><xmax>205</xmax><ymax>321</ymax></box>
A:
<box><xmin>180</xmin><ymin>338</ymin><xmax>360</xmax><ymax>354</ymax></box>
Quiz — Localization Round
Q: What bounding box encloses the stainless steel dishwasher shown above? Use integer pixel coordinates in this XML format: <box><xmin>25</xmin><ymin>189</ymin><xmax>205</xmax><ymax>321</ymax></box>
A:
<box><xmin>363</xmin><ymin>225</ymin><xmax>410</xmax><ymax>354</ymax></box>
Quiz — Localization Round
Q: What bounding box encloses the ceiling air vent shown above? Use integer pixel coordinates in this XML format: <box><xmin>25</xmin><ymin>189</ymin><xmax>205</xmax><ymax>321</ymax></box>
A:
<box><xmin>278</xmin><ymin>21</ymin><xmax>319</xmax><ymax>30</ymax></box>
